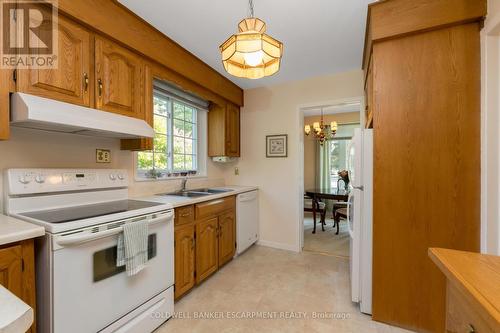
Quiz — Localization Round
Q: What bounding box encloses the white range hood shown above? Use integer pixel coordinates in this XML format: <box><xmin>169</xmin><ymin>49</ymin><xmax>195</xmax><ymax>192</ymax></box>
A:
<box><xmin>10</xmin><ymin>93</ymin><xmax>154</xmax><ymax>139</ymax></box>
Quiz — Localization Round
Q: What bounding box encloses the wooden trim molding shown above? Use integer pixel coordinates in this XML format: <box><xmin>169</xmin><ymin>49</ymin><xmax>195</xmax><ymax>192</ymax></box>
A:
<box><xmin>57</xmin><ymin>0</ymin><xmax>243</xmax><ymax>106</ymax></box>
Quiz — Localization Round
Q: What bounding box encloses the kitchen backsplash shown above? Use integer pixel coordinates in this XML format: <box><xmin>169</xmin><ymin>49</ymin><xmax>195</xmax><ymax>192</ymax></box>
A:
<box><xmin>0</xmin><ymin>127</ymin><xmax>226</xmax><ymax>211</ymax></box>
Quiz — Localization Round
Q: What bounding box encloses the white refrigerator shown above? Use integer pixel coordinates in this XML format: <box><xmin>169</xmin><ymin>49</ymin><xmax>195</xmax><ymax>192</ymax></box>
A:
<box><xmin>348</xmin><ymin>128</ymin><xmax>373</xmax><ymax>315</ymax></box>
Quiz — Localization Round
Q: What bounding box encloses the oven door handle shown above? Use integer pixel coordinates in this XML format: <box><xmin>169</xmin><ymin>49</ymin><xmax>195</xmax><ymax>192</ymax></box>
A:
<box><xmin>55</xmin><ymin>211</ymin><xmax>173</xmax><ymax>247</ymax></box>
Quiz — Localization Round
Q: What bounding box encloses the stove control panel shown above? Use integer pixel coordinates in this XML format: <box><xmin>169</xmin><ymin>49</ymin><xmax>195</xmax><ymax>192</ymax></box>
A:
<box><xmin>5</xmin><ymin>169</ymin><xmax>129</xmax><ymax>195</ymax></box>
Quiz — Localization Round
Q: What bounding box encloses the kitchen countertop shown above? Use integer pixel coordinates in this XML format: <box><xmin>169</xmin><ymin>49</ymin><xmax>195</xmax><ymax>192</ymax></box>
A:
<box><xmin>0</xmin><ymin>285</ymin><xmax>33</xmax><ymax>333</ymax></box>
<box><xmin>429</xmin><ymin>248</ymin><xmax>500</xmax><ymax>331</ymax></box>
<box><xmin>136</xmin><ymin>185</ymin><xmax>258</xmax><ymax>208</ymax></box>
<box><xmin>0</xmin><ymin>215</ymin><xmax>45</xmax><ymax>246</ymax></box>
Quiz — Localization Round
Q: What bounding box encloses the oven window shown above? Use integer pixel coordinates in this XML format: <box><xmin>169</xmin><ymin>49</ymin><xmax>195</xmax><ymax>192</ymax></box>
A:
<box><xmin>93</xmin><ymin>234</ymin><xmax>157</xmax><ymax>282</ymax></box>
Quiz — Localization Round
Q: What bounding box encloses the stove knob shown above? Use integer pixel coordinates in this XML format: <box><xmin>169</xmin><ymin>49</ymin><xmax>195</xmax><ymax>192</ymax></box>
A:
<box><xmin>18</xmin><ymin>175</ymin><xmax>31</xmax><ymax>184</ymax></box>
<box><xmin>109</xmin><ymin>174</ymin><xmax>117</xmax><ymax>181</ymax></box>
<box><xmin>117</xmin><ymin>174</ymin><xmax>125</xmax><ymax>180</ymax></box>
<box><xmin>35</xmin><ymin>175</ymin><xmax>45</xmax><ymax>184</ymax></box>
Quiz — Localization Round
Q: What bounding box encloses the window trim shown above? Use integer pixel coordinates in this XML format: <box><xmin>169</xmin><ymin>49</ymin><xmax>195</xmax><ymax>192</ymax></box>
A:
<box><xmin>135</xmin><ymin>90</ymin><xmax>208</xmax><ymax>181</ymax></box>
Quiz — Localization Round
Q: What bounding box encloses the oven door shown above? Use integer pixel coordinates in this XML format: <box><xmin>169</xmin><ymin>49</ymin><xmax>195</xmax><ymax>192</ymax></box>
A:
<box><xmin>51</xmin><ymin>211</ymin><xmax>173</xmax><ymax>333</ymax></box>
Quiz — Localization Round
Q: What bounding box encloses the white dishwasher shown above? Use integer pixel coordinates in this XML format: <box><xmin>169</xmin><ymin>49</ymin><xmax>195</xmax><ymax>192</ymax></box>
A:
<box><xmin>236</xmin><ymin>190</ymin><xmax>259</xmax><ymax>255</ymax></box>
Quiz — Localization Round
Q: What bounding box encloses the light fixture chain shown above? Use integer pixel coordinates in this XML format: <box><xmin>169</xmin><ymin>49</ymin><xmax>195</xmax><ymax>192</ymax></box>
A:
<box><xmin>248</xmin><ymin>0</ymin><xmax>254</xmax><ymax>17</ymax></box>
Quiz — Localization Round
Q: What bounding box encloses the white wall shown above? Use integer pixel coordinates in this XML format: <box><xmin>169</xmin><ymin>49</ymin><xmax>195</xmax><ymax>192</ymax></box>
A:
<box><xmin>0</xmin><ymin>127</ymin><xmax>226</xmax><ymax>212</ymax></box>
<box><xmin>221</xmin><ymin>70</ymin><xmax>364</xmax><ymax>251</ymax></box>
<box><xmin>482</xmin><ymin>0</ymin><xmax>500</xmax><ymax>255</ymax></box>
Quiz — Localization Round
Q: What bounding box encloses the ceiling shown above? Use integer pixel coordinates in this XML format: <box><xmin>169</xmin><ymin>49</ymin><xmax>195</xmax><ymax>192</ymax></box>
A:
<box><xmin>119</xmin><ymin>0</ymin><xmax>373</xmax><ymax>90</ymax></box>
<box><xmin>303</xmin><ymin>103</ymin><xmax>361</xmax><ymax>117</ymax></box>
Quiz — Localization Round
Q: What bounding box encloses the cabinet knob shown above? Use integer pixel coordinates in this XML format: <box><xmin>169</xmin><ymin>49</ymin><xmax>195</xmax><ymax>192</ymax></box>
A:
<box><xmin>83</xmin><ymin>73</ymin><xmax>89</xmax><ymax>92</ymax></box>
<box><xmin>468</xmin><ymin>324</ymin><xmax>475</xmax><ymax>333</ymax></box>
<box><xmin>98</xmin><ymin>79</ymin><xmax>103</xmax><ymax>97</ymax></box>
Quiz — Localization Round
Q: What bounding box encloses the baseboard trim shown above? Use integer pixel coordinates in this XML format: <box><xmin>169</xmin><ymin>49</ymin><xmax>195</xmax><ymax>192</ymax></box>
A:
<box><xmin>257</xmin><ymin>240</ymin><xmax>300</xmax><ymax>252</ymax></box>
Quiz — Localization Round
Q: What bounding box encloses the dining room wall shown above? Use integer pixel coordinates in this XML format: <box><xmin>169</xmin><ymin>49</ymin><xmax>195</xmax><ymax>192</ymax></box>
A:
<box><xmin>303</xmin><ymin>112</ymin><xmax>360</xmax><ymax>190</ymax></box>
<box><xmin>220</xmin><ymin>70</ymin><xmax>364</xmax><ymax>251</ymax></box>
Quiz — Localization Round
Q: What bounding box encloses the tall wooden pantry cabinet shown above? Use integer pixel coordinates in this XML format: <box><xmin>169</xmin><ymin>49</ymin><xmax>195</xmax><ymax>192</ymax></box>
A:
<box><xmin>363</xmin><ymin>0</ymin><xmax>487</xmax><ymax>332</ymax></box>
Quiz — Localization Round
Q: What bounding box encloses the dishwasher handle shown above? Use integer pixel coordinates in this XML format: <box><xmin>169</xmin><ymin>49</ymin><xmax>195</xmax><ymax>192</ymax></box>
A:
<box><xmin>56</xmin><ymin>211</ymin><xmax>173</xmax><ymax>247</ymax></box>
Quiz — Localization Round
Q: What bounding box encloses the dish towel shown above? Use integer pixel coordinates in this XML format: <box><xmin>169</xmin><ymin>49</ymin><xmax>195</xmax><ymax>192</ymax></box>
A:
<box><xmin>116</xmin><ymin>219</ymin><xmax>149</xmax><ymax>276</ymax></box>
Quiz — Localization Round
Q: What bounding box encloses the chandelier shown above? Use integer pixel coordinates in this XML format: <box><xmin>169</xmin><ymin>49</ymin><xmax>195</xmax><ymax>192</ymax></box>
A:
<box><xmin>304</xmin><ymin>108</ymin><xmax>338</xmax><ymax>145</ymax></box>
<box><xmin>219</xmin><ymin>0</ymin><xmax>283</xmax><ymax>79</ymax></box>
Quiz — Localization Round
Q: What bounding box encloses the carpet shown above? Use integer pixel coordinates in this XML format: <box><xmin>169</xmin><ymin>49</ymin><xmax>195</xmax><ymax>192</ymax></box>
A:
<box><xmin>303</xmin><ymin>213</ymin><xmax>350</xmax><ymax>258</ymax></box>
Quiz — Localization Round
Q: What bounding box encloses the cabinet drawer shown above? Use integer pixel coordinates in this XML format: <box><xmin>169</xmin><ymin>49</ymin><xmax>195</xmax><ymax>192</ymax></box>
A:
<box><xmin>195</xmin><ymin>196</ymin><xmax>235</xmax><ymax>220</ymax></box>
<box><xmin>175</xmin><ymin>205</ymin><xmax>194</xmax><ymax>226</ymax></box>
<box><xmin>446</xmin><ymin>283</ymin><xmax>496</xmax><ymax>333</ymax></box>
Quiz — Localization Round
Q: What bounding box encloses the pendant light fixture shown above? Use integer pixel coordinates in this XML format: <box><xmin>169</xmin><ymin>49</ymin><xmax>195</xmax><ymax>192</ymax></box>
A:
<box><xmin>304</xmin><ymin>108</ymin><xmax>338</xmax><ymax>145</ymax></box>
<box><xmin>219</xmin><ymin>0</ymin><xmax>283</xmax><ymax>79</ymax></box>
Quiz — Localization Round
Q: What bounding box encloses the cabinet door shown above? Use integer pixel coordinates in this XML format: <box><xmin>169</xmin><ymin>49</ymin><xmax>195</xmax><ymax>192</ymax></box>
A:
<box><xmin>225</xmin><ymin>103</ymin><xmax>240</xmax><ymax>157</ymax></box>
<box><xmin>120</xmin><ymin>65</ymin><xmax>153</xmax><ymax>150</ymax></box>
<box><xmin>218</xmin><ymin>210</ymin><xmax>235</xmax><ymax>267</ymax></box>
<box><xmin>17</xmin><ymin>15</ymin><xmax>91</xmax><ymax>106</ymax></box>
<box><xmin>196</xmin><ymin>217</ymin><xmax>218</xmax><ymax>284</ymax></box>
<box><xmin>95</xmin><ymin>37</ymin><xmax>144</xmax><ymax>119</ymax></box>
<box><xmin>174</xmin><ymin>224</ymin><xmax>195</xmax><ymax>300</ymax></box>
<box><xmin>0</xmin><ymin>245</ymin><xmax>23</xmax><ymax>299</ymax></box>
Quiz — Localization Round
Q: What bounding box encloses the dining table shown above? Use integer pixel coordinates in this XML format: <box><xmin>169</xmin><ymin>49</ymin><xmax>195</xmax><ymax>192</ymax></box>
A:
<box><xmin>305</xmin><ymin>188</ymin><xmax>349</xmax><ymax>234</ymax></box>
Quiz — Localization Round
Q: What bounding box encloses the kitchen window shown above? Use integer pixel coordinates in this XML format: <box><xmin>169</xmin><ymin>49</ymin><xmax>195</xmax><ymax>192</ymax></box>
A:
<box><xmin>136</xmin><ymin>83</ymin><xmax>208</xmax><ymax>180</ymax></box>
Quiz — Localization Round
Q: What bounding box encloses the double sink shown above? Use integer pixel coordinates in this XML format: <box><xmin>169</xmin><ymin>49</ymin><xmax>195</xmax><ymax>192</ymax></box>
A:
<box><xmin>158</xmin><ymin>188</ymin><xmax>234</xmax><ymax>198</ymax></box>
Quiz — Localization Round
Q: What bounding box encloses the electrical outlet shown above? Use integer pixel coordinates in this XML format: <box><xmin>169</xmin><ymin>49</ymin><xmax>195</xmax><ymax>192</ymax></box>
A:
<box><xmin>96</xmin><ymin>149</ymin><xmax>111</xmax><ymax>163</ymax></box>
<box><xmin>235</xmin><ymin>167</ymin><xmax>239</xmax><ymax>176</ymax></box>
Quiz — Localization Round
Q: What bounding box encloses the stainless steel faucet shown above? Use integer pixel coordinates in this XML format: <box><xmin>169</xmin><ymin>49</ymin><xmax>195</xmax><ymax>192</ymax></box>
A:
<box><xmin>181</xmin><ymin>177</ymin><xmax>188</xmax><ymax>192</ymax></box>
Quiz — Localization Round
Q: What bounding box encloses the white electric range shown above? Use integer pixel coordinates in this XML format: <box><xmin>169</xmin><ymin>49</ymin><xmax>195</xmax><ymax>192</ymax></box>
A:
<box><xmin>4</xmin><ymin>169</ymin><xmax>174</xmax><ymax>333</ymax></box>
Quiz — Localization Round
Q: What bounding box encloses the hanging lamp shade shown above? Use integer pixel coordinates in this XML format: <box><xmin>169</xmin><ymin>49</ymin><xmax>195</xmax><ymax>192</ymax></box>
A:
<box><xmin>220</xmin><ymin>17</ymin><xmax>283</xmax><ymax>79</ymax></box>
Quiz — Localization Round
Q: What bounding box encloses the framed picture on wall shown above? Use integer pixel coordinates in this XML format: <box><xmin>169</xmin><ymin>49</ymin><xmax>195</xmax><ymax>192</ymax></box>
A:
<box><xmin>266</xmin><ymin>134</ymin><xmax>288</xmax><ymax>158</ymax></box>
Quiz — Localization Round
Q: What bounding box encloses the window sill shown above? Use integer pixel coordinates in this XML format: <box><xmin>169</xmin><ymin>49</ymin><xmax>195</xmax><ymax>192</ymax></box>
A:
<box><xmin>134</xmin><ymin>173</ymin><xmax>208</xmax><ymax>183</ymax></box>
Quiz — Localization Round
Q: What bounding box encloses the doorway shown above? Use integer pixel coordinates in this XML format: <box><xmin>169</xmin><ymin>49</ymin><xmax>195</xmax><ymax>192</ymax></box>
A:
<box><xmin>299</xmin><ymin>101</ymin><xmax>362</xmax><ymax>257</ymax></box>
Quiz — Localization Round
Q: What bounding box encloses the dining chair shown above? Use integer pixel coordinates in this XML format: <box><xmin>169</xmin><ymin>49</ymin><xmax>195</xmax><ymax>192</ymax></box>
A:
<box><xmin>333</xmin><ymin>203</ymin><xmax>348</xmax><ymax>235</ymax></box>
<box><xmin>304</xmin><ymin>195</ymin><xmax>326</xmax><ymax>233</ymax></box>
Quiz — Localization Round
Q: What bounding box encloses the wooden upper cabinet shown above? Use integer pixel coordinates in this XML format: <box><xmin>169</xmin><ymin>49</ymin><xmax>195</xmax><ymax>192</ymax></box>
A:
<box><xmin>208</xmin><ymin>103</ymin><xmax>240</xmax><ymax>157</ymax></box>
<box><xmin>218</xmin><ymin>210</ymin><xmax>235</xmax><ymax>267</ymax></box>
<box><xmin>195</xmin><ymin>217</ymin><xmax>219</xmax><ymax>284</ymax></box>
<box><xmin>95</xmin><ymin>37</ymin><xmax>144</xmax><ymax>119</ymax></box>
<box><xmin>174</xmin><ymin>224</ymin><xmax>196</xmax><ymax>300</ymax></box>
<box><xmin>17</xmin><ymin>15</ymin><xmax>91</xmax><ymax>107</ymax></box>
<box><xmin>225</xmin><ymin>103</ymin><xmax>240</xmax><ymax>157</ymax></box>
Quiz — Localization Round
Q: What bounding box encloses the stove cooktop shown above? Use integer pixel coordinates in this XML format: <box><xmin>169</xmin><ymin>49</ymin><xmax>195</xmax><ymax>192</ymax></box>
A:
<box><xmin>20</xmin><ymin>200</ymin><xmax>164</xmax><ymax>224</ymax></box>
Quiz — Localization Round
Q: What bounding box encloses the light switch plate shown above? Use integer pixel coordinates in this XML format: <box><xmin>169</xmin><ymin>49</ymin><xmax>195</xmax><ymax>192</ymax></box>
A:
<box><xmin>235</xmin><ymin>167</ymin><xmax>239</xmax><ymax>176</ymax></box>
<box><xmin>96</xmin><ymin>149</ymin><xmax>111</xmax><ymax>163</ymax></box>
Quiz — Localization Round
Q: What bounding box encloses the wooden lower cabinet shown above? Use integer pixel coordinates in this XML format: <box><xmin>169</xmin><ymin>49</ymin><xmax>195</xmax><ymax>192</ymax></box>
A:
<box><xmin>0</xmin><ymin>240</ymin><xmax>37</xmax><ymax>333</ymax></box>
<box><xmin>218</xmin><ymin>210</ymin><xmax>236</xmax><ymax>267</ymax></box>
<box><xmin>0</xmin><ymin>245</ymin><xmax>23</xmax><ymax>297</ymax></box>
<box><xmin>446</xmin><ymin>283</ymin><xmax>495</xmax><ymax>333</ymax></box>
<box><xmin>174</xmin><ymin>197</ymin><xmax>236</xmax><ymax>300</ymax></box>
<box><xmin>195</xmin><ymin>217</ymin><xmax>219</xmax><ymax>284</ymax></box>
<box><xmin>174</xmin><ymin>224</ymin><xmax>196</xmax><ymax>300</ymax></box>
